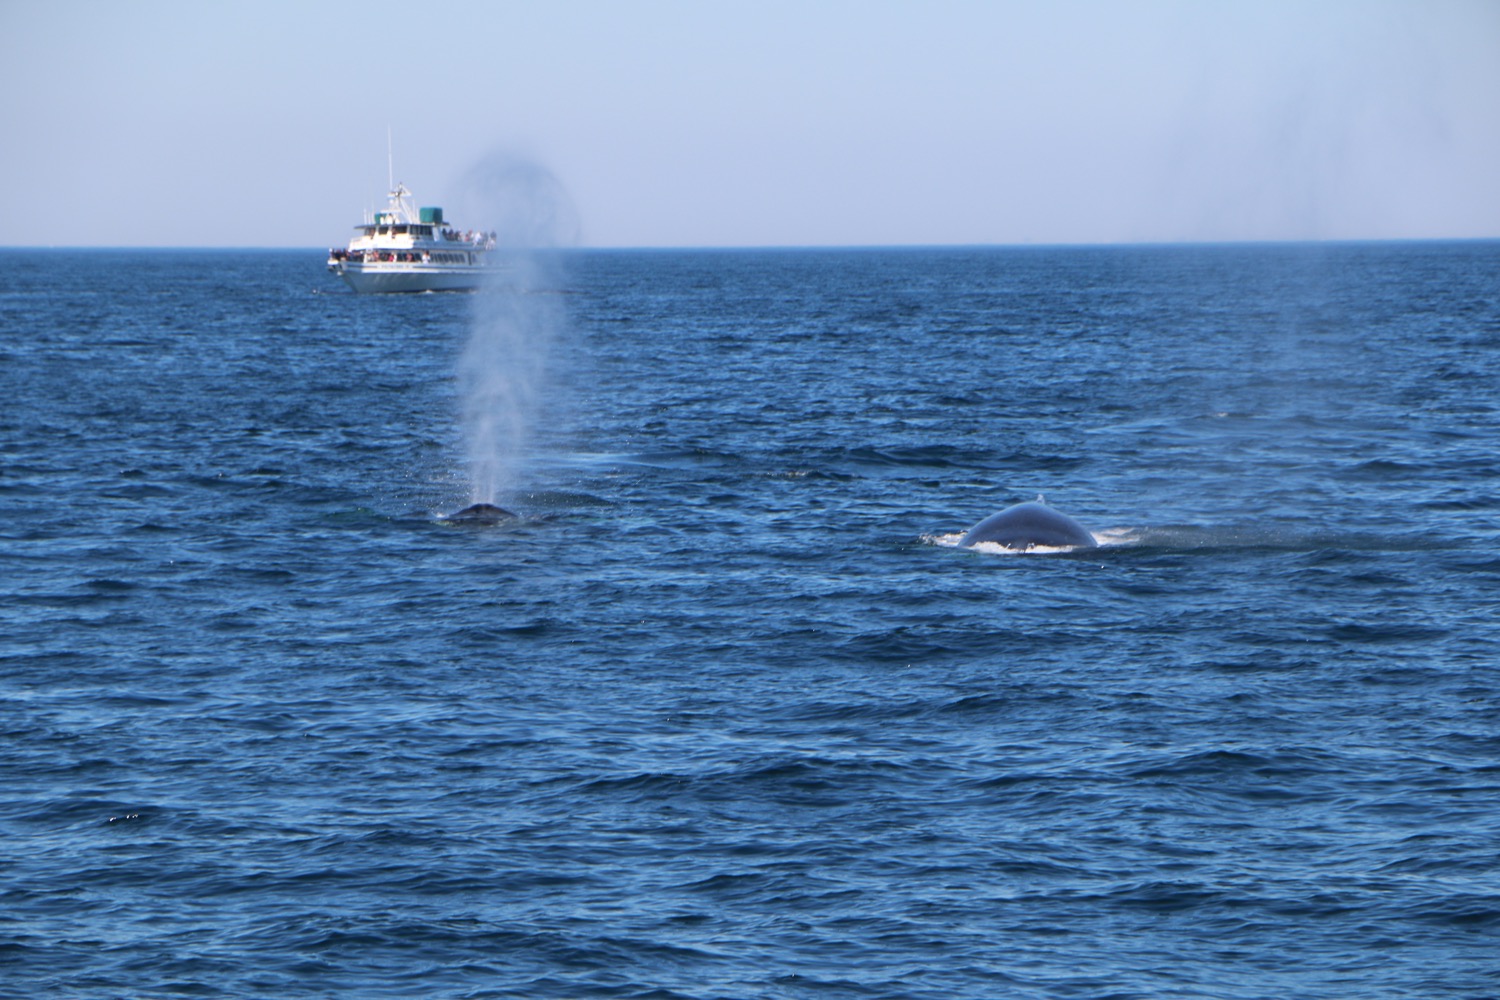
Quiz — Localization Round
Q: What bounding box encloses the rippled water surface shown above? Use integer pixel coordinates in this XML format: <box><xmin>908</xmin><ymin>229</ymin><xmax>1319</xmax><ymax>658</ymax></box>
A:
<box><xmin>3</xmin><ymin>244</ymin><xmax>1498</xmax><ymax>998</ymax></box>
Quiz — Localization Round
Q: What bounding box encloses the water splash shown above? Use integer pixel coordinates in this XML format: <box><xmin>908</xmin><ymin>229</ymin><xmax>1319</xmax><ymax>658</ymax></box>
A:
<box><xmin>453</xmin><ymin>150</ymin><xmax>578</xmax><ymax>506</ymax></box>
<box><xmin>459</xmin><ymin>262</ymin><xmax>564</xmax><ymax>504</ymax></box>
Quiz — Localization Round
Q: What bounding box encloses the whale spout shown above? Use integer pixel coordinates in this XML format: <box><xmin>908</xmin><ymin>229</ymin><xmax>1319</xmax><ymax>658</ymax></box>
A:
<box><xmin>444</xmin><ymin>502</ymin><xmax>517</xmax><ymax>525</ymax></box>
<box><xmin>959</xmin><ymin>500</ymin><xmax>1097</xmax><ymax>550</ymax></box>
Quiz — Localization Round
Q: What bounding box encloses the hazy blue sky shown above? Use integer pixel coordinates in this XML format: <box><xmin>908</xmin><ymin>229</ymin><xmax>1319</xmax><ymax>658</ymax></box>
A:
<box><xmin>3</xmin><ymin>0</ymin><xmax>1497</xmax><ymax>247</ymax></box>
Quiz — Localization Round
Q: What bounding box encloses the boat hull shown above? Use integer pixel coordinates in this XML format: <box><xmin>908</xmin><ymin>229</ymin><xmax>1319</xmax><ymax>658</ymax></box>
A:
<box><xmin>327</xmin><ymin>260</ymin><xmax>501</xmax><ymax>293</ymax></box>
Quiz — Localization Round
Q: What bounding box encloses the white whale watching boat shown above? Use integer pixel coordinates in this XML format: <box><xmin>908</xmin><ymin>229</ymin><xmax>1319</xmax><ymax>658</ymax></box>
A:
<box><xmin>327</xmin><ymin>181</ymin><xmax>498</xmax><ymax>293</ymax></box>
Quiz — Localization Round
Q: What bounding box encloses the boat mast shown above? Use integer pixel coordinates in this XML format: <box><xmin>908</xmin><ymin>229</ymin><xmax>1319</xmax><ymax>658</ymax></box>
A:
<box><xmin>380</xmin><ymin>126</ymin><xmax>416</xmax><ymax>224</ymax></box>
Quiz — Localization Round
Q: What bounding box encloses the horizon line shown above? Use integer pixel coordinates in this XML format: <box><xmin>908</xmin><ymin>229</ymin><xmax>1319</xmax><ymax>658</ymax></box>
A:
<box><xmin>4</xmin><ymin>236</ymin><xmax>1498</xmax><ymax>253</ymax></box>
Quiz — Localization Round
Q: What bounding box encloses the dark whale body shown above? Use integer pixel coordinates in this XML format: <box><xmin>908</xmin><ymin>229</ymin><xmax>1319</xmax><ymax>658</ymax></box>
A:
<box><xmin>959</xmin><ymin>500</ymin><xmax>1097</xmax><ymax>550</ymax></box>
<box><xmin>445</xmin><ymin>502</ymin><xmax>518</xmax><ymax>525</ymax></box>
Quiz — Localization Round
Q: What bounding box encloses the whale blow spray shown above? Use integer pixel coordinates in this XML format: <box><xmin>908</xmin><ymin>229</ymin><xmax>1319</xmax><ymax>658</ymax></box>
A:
<box><xmin>453</xmin><ymin>151</ymin><xmax>579</xmax><ymax>506</ymax></box>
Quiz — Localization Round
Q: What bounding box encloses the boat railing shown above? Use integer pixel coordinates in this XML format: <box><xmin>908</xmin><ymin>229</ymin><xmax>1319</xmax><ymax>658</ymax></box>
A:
<box><xmin>441</xmin><ymin>229</ymin><xmax>499</xmax><ymax>249</ymax></box>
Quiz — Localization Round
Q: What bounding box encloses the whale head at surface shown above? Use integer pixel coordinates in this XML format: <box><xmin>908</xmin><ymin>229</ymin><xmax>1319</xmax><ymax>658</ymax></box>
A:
<box><xmin>958</xmin><ymin>497</ymin><xmax>1097</xmax><ymax>551</ymax></box>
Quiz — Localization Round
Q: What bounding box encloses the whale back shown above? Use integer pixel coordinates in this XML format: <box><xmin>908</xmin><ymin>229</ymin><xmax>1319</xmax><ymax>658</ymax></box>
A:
<box><xmin>959</xmin><ymin>501</ymin><xmax>1097</xmax><ymax>550</ymax></box>
<box><xmin>446</xmin><ymin>502</ymin><xmax>517</xmax><ymax>525</ymax></box>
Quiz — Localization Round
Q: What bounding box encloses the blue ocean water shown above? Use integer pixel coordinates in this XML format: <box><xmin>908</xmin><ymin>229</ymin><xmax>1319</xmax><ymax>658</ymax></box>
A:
<box><xmin>2</xmin><ymin>243</ymin><xmax>1497</xmax><ymax>999</ymax></box>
